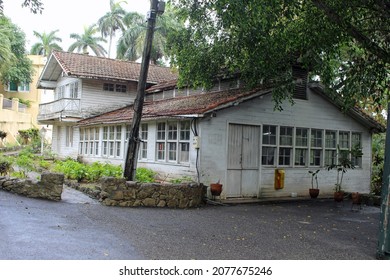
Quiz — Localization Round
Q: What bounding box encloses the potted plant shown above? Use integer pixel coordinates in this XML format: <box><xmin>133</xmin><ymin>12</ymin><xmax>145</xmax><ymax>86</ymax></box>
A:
<box><xmin>308</xmin><ymin>169</ymin><xmax>320</xmax><ymax>198</ymax></box>
<box><xmin>210</xmin><ymin>180</ymin><xmax>223</xmax><ymax>196</ymax></box>
<box><xmin>327</xmin><ymin>145</ymin><xmax>362</xmax><ymax>202</ymax></box>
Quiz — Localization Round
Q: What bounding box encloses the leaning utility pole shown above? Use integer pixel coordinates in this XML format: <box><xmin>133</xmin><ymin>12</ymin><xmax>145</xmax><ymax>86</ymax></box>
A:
<box><xmin>123</xmin><ymin>0</ymin><xmax>164</xmax><ymax>180</ymax></box>
<box><xmin>377</xmin><ymin>103</ymin><xmax>390</xmax><ymax>259</ymax></box>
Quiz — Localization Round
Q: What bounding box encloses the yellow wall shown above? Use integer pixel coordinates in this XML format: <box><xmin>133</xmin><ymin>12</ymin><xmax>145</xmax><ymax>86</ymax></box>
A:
<box><xmin>0</xmin><ymin>55</ymin><xmax>46</xmax><ymax>127</ymax></box>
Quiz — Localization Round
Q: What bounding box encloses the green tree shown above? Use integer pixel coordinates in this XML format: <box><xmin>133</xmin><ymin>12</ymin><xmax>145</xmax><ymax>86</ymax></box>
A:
<box><xmin>68</xmin><ymin>24</ymin><xmax>107</xmax><ymax>57</ymax></box>
<box><xmin>0</xmin><ymin>0</ymin><xmax>44</xmax><ymax>15</ymax></box>
<box><xmin>0</xmin><ymin>16</ymin><xmax>33</xmax><ymax>86</ymax></box>
<box><xmin>30</xmin><ymin>29</ymin><xmax>63</xmax><ymax>56</ymax></box>
<box><xmin>116</xmin><ymin>11</ymin><xmax>144</xmax><ymax>61</ymax></box>
<box><xmin>97</xmin><ymin>0</ymin><xmax>127</xmax><ymax>58</ymax></box>
<box><xmin>167</xmin><ymin>0</ymin><xmax>390</xmax><ymax>110</ymax></box>
<box><xmin>117</xmin><ymin>4</ymin><xmax>183</xmax><ymax>65</ymax></box>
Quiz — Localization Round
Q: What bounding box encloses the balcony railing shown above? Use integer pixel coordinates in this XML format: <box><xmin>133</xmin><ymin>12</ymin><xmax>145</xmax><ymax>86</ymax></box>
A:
<box><xmin>38</xmin><ymin>98</ymin><xmax>81</xmax><ymax>120</ymax></box>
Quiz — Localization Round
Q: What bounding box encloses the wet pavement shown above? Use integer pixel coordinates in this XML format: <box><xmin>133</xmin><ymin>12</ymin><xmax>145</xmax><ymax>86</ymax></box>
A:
<box><xmin>0</xmin><ymin>188</ymin><xmax>382</xmax><ymax>260</ymax></box>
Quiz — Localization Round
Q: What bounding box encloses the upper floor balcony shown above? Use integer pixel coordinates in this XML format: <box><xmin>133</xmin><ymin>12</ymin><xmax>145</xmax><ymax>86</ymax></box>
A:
<box><xmin>38</xmin><ymin>98</ymin><xmax>81</xmax><ymax>123</ymax></box>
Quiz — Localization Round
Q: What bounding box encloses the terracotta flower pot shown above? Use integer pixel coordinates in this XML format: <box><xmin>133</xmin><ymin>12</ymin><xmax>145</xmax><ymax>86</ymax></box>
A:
<box><xmin>351</xmin><ymin>192</ymin><xmax>362</xmax><ymax>205</ymax></box>
<box><xmin>309</xmin><ymin>188</ymin><xmax>320</xmax><ymax>198</ymax></box>
<box><xmin>334</xmin><ymin>191</ymin><xmax>344</xmax><ymax>202</ymax></box>
<box><xmin>210</xmin><ymin>183</ymin><xmax>223</xmax><ymax>196</ymax></box>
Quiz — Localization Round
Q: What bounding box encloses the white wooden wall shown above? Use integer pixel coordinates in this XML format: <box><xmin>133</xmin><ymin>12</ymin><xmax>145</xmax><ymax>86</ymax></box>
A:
<box><xmin>198</xmin><ymin>88</ymin><xmax>372</xmax><ymax>198</ymax></box>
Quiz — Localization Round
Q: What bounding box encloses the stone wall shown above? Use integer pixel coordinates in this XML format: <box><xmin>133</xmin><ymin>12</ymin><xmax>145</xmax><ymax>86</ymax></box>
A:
<box><xmin>0</xmin><ymin>172</ymin><xmax>64</xmax><ymax>201</ymax></box>
<box><xmin>97</xmin><ymin>177</ymin><xmax>205</xmax><ymax>208</ymax></box>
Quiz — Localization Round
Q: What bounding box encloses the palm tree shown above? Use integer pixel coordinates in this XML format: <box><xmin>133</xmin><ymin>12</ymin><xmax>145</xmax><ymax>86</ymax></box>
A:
<box><xmin>30</xmin><ymin>30</ymin><xmax>63</xmax><ymax>56</ymax></box>
<box><xmin>116</xmin><ymin>12</ymin><xmax>145</xmax><ymax>61</ymax></box>
<box><xmin>68</xmin><ymin>24</ymin><xmax>107</xmax><ymax>57</ymax></box>
<box><xmin>117</xmin><ymin>4</ymin><xmax>183</xmax><ymax>64</ymax></box>
<box><xmin>97</xmin><ymin>0</ymin><xmax>126</xmax><ymax>58</ymax></box>
<box><xmin>0</xmin><ymin>17</ymin><xmax>14</xmax><ymax>77</ymax></box>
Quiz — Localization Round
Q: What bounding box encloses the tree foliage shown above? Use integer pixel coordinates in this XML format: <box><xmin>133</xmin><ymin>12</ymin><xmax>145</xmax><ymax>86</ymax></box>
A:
<box><xmin>30</xmin><ymin>29</ymin><xmax>63</xmax><ymax>56</ymax></box>
<box><xmin>117</xmin><ymin>4</ymin><xmax>184</xmax><ymax>65</ymax></box>
<box><xmin>68</xmin><ymin>24</ymin><xmax>107</xmax><ymax>57</ymax></box>
<box><xmin>167</xmin><ymin>0</ymin><xmax>390</xmax><ymax>110</ymax></box>
<box><xmin>0</xmin><ymin>16</ymin><xmax>33</xmax><ymax>85</ymax></box>
<box><xmin>0</xmin><ymin>0</ymin><xmax>44</xmax><ymax>15</ymax></box>
<box><xmin>97</xmin><ymin>0</ymin><xmax>127</xmax><ymax>58</ymax></box>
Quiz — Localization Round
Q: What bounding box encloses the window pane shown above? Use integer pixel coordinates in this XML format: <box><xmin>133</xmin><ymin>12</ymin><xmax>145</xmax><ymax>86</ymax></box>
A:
<box><xmin>180</xmin><ymin>143</ymin><xmax>190</xmax><ymax>162</ymax></box>
<box><xmin>311</xmin><ymin>129</ymin><xmax>323</xmax><ymax>148</ymax></box>
<box><xmin>295</xmin><ymin>148</ymin><xmax>307</xmax><ymax>166</ymax></box>
<box><xmin>279</xmin><ymin>147</ymin><xmax>292</xmax><ymax>165</ymax></box>
<box><xmin>157</xmin><ymin>123</ymin><xmax>166</xmax><ymax>140</ymax></box>
<box><xmin>262</xmin><ymin>147</ymin><xmax>275</xmax><ymax>165</ymax></box>
<box><xmin>168</xmin><ymin>142</ymin><xmax>177</xmax><ymax>161</ymax></box>
<box><xmin>168</xmin><ymin>123</ymin><xmax>178</xmax><ymax>140</ymax></box>
<box><xmin>295</xmin><ymin>128</ymin><xmax>308</xmax><ymax>147</ymax></box>
<box><xmin>325</xmin><ymin>130</ymin><xmax>336</xmax><ymax>148</ymax></box>
<box><xmin>157</xmin><ymin>142</ymin><xmax>165</xmax><ymax>160</ymax></box>
<box><xmin>280</xmin><ymin>126</ymin><xmax>293</xmax><ymax>146</ymax></box>
<box><xmin>310</xmin><ymin>149</ymin><xmax>322</xmax><ymax>166</ymax></box>
<box><xmin>180</xmin><ymin>121</ymin><xmax>190</xmax><ymax>140</ymax></box>
<box><xmin>325</xmin><ymin>150</ymin><xmax>337</xmax><ymax>165</ymax></box>
<box><xmin>263</xmin><ymin>125</ymin><xmax>276</xmax><ymax>145</ymax></box>
<box><xmin>339</xmin><ymin>131</ymin><xmax>349</xmax><ymax>149</ymax></box>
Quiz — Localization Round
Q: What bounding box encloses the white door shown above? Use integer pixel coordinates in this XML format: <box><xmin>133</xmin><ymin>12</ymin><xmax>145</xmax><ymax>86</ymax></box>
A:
<box><xmin>226</xmin><ymin>124</ymin><xmax>260</xmax><ymax>197</ymax></box>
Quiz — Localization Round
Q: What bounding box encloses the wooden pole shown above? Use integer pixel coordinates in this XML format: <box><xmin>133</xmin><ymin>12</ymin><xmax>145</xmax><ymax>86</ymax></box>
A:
<box><xmin>123</xmin><ymin>0</ymin><xmax>159</xmax><ymax>180</ymax></box>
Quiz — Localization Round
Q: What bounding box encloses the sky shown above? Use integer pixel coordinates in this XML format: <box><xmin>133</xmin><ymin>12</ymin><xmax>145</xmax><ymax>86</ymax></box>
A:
<box><xmin>2</xmin><ymin>0</ymin><xmax>150</xmax><ymax>57</ymax></box>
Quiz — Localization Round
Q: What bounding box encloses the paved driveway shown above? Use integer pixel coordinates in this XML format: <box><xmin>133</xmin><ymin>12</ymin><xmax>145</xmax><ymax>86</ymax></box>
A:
<box><xmin>0</xmin><ymin>188</ymin><xmax>381</xmax><ymax>260</ymax></box>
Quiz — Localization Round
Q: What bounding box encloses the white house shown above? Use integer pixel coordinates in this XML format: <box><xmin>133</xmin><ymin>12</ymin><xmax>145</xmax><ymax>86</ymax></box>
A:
<box><xmin>37</xmin><ymin>51</ymin><xmax>177</xmax><ymax>157</ymax></box>
<box><xmin>37</xmin><ymin>52</ymin><xmax>384</xmax><ymax>199</ymax></box>
<box><xmin>76</xmin><ymin>77</ymin><xmax>384</xmax><ymax>199</ymax></box>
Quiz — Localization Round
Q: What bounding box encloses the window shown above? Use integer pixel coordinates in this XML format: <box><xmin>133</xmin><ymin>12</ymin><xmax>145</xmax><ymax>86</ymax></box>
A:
<box><xmin>8</xmin><ymin>81</ymin><xmax>18</xmax><ymax>91</ymax></box>
<box><xmin>155</xmin><ymin>121</ymin><xmax>191</xmax><ymax>163</ymax></box>
<box><xmin>279</xmin><ymin>126</ymin><xmax>293</xmax><ymax>165</ymax></box>
<box><xmin>339</xmin><ymin>131</ymin><xmax>349</xmax><ymax>150</ymax></box>
<box><xmin>295</xmin><ymin>128</ymin><xmax>308</xmax><ymax>166</ymax></box>
<box><xmin>325</xmin><ymin>130</ymin><xmax>337</xmax><ymax>165</ymax></box>
<box><xmin>18</xmin><ymin>82</ymin><xmax>30</xmax><ymax>92</ymax></box>
<box><xmin>139</xmin><ymin>124</ymin><xmax>148</xmax><ymax>159</ymax></box>
<box><xmin>56</xmin><ymin>85</ymin><xmax>65</xmax><ymax>99</ymax></box>
<box><xmin>156</xmin><ymin>122</ymin><xmax>166</xmax><ymax>160</ymax></box>
<box><xmin>262</xmin><ymin>125</ymin><xmax>277</xmax><ymax>165</ymax></box>
<box><xmin>101</xmin><ymin>126</ymin><xmax>122</xmax><ymax>158</ymax></box>
<box><xmin>103</xmin><ymin>83</ymin><xmax>127</xmax><ymax>93</ymax></box>
<box><xmin>70</xmin><ymin>81</ymin><xmax>79</xmax><ymax>98</ymax></box>
<box><xmin>351</xmin><ymin>132</ymin><xmax>362</xmax><ymax>167</ymax></box>
<box><xmin>65</xmin><ymin>126</ymin><xmax>73</xmax><ymax>147</ymax></box>
<box><xmin>79</xmin><ymin>127</ymin><xmax>100</xmax><ymax>156</ymax></box>
<box><xmin>310</xmin><ymin>129</ymin><xmax>322</xmax><ymax>166</ymax></box>
<box><xmin>179</xmin><ymin>122</ymin><xmax>190</xmax><ymax>162</ymax></box>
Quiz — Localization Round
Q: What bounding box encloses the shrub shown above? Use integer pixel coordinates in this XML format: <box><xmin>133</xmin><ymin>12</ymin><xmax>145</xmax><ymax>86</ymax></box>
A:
<box><xmin>136</xmin><ymin>167</ymin><xmax>157</xmax><ymax>183</ymax></box>
<box><xmin>53</xmin><ymin>159</ymin><xmax>123</xmax><ymax>182</ymax></box>
<box><xmin>0</xmin><ymin>156</ymin><xmax>13</xmax><ymax>175</ymax></box>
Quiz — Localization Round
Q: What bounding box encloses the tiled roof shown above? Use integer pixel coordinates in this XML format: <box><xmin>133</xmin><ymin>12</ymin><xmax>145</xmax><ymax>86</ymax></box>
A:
<box><xmin>51</xmin><ymin>50</ymin><xmax>178</xmax><ymax>84</ymax></box>
<box><xmin>77</xmin><ymin>87</ymin><xmax>270</xmax><ymax>126</ymax></box>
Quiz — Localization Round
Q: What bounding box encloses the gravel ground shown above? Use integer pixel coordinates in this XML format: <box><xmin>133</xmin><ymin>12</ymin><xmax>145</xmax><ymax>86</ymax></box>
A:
<box><xmin>0</xmin><ymin>188</ymin><xmax>381</xmax><ymax>260</ymax></box>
